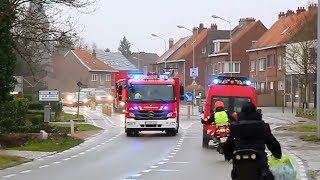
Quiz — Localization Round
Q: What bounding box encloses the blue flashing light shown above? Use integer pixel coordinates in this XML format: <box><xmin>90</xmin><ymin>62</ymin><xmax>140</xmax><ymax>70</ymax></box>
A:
<box><xmin>213</xmin><ymin>79</ymin><xmax>220</xmax><ymax>84</ymax></box>
<box><xmin>244</xmin><ymin>80</ymin><xmax>252</xmax><ymax>86</ymax></box>
<box><xmin>133</xmin><ymin>75</ymin><xmax>141</xmax><ymax>80</ymax></box>
<box><xmin>133</xmin><ymin>106</ymin><xmax>139</xmax><ymax>110</ymax></box>
<box><xmin>163</xmin><ymin>106</ymin><xmax>168</xmax><ymax>110</ymax></box>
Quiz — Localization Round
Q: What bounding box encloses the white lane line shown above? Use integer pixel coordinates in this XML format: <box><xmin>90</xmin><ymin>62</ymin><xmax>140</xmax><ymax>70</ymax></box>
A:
<box><xmin>20</xmin><ymin>170</ymin><xmax>32</xmax><ymax>174</ymax></box>
<box><xmin>174</xmin><ymin>148</ymin><xmax>180</xmax><ymax>150</ymax></box>
<box><xmin>57</xmin><ymin>152</ymin><xmax>63</xmax><ymax>155</ymax></box>
<box><xmin>158</xmin><ymin>162</ymin><xmax>167</xmax><ymax>165</ymax></box>
<box><xmin>171</xmin><ymin>161</ymin><xmax>189</xmax><ymax>164</ymax></box>
<box><xmin>2</xmin><ymin>174</ymin><xmax>16</xmax><ymax>178</ymax></box>
<box><xmin>142</xmin><ymin>169</ymin><xmax>152</xmax><ymax>173</ymax></box>
<box><xmin>130</xmin><ymin>174</ymin><xmax>141</xmax><ymax>177</ymax></box>
<box><xmin>63</xmin><ymin>158</ymin><xmax>71</xmax><ymax>161</ymax></box>
<box><xmin>39</xmin><ymin>165</ymin><xmax>50</xmax><ymax>168</ymax></box>
<box><xmin>86</xmin><ymin>149</ymin><xmax>92</xmax><ymax>152</ymax></box>
<box><xmin>79</xmin><ymin>152</ymin><xmax>85</xmax><ymax>155</ymax></box>
<box><xmin>101</xmin><ymin>142</ymin><xmax>106</xmax><ymax>145</ymax></box>
<box><xmin>163</xmin><ymin>158</ymin><xmax>170</xmax><ymax>161</ymax></box>
<box><xmin>153</xmin><ymin>169</ymin><xmax>180</xmax><ymax>172</ymax></box>
<box><xmin>167</xmin><ymin>155</ymin><xmax>174</xmax><ymax>158</ymax></box>
<box><xmin>37</xmin><ymin>158</ymin><xmax>44</xmax><ymax>161</ymax></box>
<box><xmin>173</xmin><ymin>150</ymin><xmax>179</xmax><ymax>152</ymax></box>
<box><xmin>170</xmin><ymin>152</ymin><xmax>177</xmax><ymax>155</ymax></box>
<box><xmin>150</xmin><ymin>166</ymin><xmax>158</xmax><ymax>169</ymax></box>
<box><xmin>71</xmin><ymin>155</ymin><xmax>78</xmax><ymax>158</ymax></box>
<box><xmin>52</xmin><ymin>161</ymin><xmax>61</xmax><ymax>164</ymax></box>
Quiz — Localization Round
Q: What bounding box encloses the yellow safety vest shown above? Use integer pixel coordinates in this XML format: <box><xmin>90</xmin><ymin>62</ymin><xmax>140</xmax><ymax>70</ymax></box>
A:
<box><xmin>214</xmin><ymin>111</ymin><xmax>229</xmax><ymax>124</ymax></box>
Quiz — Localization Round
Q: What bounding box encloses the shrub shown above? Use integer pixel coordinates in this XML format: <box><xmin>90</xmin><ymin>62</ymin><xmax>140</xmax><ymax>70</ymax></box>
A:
<box><xmin>31</xmin><ymin>114</ymin><xmax>44</xmax><ymax>125</ymax></box>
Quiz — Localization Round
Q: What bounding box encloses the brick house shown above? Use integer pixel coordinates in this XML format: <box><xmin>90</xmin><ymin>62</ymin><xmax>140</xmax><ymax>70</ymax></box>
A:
<box><xmin>128</xmin><ymin>52</ymin><xmax>159</xmax><ymax>74</ymax></box>
<box><xmin>48</xmin><ymin>49</ymin><xmax>118</xmax><ymax>93</ymax></box>
<box><xmin>155</xmin><ymin>23</ymin><xmax>228</xmax><ymax>94</ymax></box>
<box><xmin>207</xmin><ymin>18</ymin><xmax>267</xmax><ymax>79</ymax></box>
<box><xmin>247</xmin><ymin>5</ymin><xmax>317</xmax><ymax>107</ymax></box>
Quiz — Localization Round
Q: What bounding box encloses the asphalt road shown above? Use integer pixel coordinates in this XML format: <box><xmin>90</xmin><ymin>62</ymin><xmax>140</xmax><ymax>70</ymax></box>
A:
<box><xmin>0</xmin><ymin>106</ymin><xmax>288</xmax><ymax>180</ymax></box>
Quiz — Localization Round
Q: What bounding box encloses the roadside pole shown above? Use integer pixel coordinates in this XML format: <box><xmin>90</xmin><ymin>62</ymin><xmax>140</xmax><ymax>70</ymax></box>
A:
<box><xmin>317</xmin><ymin>0</ymin><xmax>320</xmax><ymax>139</ymax></box>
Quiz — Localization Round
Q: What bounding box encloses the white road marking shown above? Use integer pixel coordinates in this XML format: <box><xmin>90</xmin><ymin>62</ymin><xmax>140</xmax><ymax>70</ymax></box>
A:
<box><xmin>20</xmin><ymin>170</ymin><xmax>32</xmax><ymax>174</ymax></box>
<box><xmin>158</xmin><ymin>162</ymin><xmax>167</xmax><ymax>165</ymax></box>
<box><xmin>130</xmin><ymin>174</ymin><xmax>141</xmax><ymax>177</ymax></box>
<box><xmin>153</xmin><ymin>169</ymin><xmax>180</xmax><ymax>172</ymax></box>
<box><xmin>171</xmin><ymin>161</ymin><xmax>189</xmax><ymax>164</ymax></box>
<box><xmin>141</xmin><ymin>169</ymin><xmax>152</xmax><ymax>173</ymax></box>
<box><xmin>39</xmin><ymin>165</ymin><xmax>50</xmax><ymax>168</ymax></box>
<box><xmin>63</xmin><ymin>158</ymin><xmax>71</xmax><ymax>161</ymax></box>
<box><xmin>163</xmin><ymin>158</ymin><xmax>170</xmax><ymax>161</ymax></box>
<box><xmin>170</xmin><ymin>152</ymin><xmax>177</xmax><ymax>155</ymax></box>
<box><xmin>79</xmin><ymin>152</ymin><xmax>85</xmax><ymax>155</ymax></box>
<box><xmin>2</xmin><ymin>174</ymin><xmax>17</xmax><ymax>178</ymax></box>
<box><xmin>150</xmin><ymin>166</ymin><xmax>158</xmax><ymax>168</ymax></box>
<box><xmin>167</xmin><ymin>155</ymin><xmax>174</xmax><ymax>158</ymax></box>
<box><xmin>71</xmin><ymin>155</ymin><xmax>78</xmax><ymax>158</ymax></box>
<box><xmin>52</xmin><ymin>161</ymin><xmax>61</xmax><ymax>164</ymax></box>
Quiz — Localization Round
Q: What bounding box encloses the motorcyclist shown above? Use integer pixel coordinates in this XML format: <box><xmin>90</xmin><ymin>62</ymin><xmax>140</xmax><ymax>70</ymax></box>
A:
<box><xmin>223</xmin><ymin>102</ymin><xmax>282</xmax><ymax>180</ymax></box>
<box><xmin>203</xmin><ymin>100</ymin><xmax>235</xmax><ymax>125</ymax></box>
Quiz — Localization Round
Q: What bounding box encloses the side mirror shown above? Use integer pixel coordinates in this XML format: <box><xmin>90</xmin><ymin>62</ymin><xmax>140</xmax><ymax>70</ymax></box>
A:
<box><xmin>179</xmin><ymin>85</ymin><xmax>184</xmax><ymax>96</ymax></box>
<box><xmin>257</xmin><ymin>108</ymin><xmax>262</xmax><ymax>114</ymax></box>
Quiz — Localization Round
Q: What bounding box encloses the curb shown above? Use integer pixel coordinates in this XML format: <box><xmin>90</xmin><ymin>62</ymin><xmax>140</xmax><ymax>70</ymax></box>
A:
<box><xmin>283</xmin><ymin>148</ymin><xmax>309</xmax><ymax>180</ymax></box>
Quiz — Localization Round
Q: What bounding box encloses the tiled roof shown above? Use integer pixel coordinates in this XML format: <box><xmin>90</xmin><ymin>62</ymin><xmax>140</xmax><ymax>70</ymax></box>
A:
<box><xmin>70</xmin><ymin>49</ymin><xmax>117</xmax><ymax>72</ymax></box>
<box><xmin>249</xmin><ymin>7</ymin><xmax>317</xmax><ymax>50</ymax></box>
<box><xmin>168</xmin><ymin>29</ymin><xmax>208</xmax><ymax>61</ymax></box>
<box><xmin>156</xmin><ymin>37</ymin><xmax>190</xmax><ymax>63</ymax></box>
<box><xmin>95</xmin><ymin>50</ymin><xmax>138</xmax><ymax>71</ymax></box>
<box><xmin>219</xmin><ymin>20</ymin><xmax>264</xmax><ymax>53</ymax></box>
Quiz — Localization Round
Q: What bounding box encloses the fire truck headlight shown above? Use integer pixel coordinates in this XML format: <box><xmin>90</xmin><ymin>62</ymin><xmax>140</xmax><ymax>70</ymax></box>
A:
<box><xmin>119</xmin><ymin>101</ymin><xmax>125</xmax><ymax>106</ymax></box>
<box><xmin>163</xmin><ymin>106</ymin><xmax>168</xmax><ymax>110</ymax></box>
<box><xmin>127</xmin><ymin>122</ymin><xmax>136</xmax><ymax>125</ymax></box>
<box><xmin>244</xmin><ymin>80</ymin><xmax>252</xmax><ymax>86</ymax></box>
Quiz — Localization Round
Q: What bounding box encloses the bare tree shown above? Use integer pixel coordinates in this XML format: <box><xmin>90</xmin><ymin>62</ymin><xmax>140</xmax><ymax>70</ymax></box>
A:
<box><xmin>6</xmin><ymin>0</ymin><xmax>97</xmax><ymax>83</ymax></box>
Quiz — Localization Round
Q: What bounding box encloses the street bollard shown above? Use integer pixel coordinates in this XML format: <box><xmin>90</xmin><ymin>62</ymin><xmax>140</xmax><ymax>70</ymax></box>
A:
<box><xmin>70</xmin><ymin>120</ymin><xmax>75</xmax><ymax>136</ymax></box>
<box><xmin>187</xmin><ymin>105</ymin><xmax>191</xmax><ymax>119</ymax></box>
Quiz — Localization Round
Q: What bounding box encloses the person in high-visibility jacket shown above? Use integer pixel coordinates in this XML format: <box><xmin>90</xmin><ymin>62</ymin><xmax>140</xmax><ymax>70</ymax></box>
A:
<box><xmin>205</xmin><ymin>100</ymin><xmax>235</xmax><ymax>125</ymax></box>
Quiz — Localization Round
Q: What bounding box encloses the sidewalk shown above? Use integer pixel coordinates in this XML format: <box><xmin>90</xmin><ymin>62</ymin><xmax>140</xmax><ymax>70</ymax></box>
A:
<box><xmin>261</xmin><ymin>107</ymin><xmax>320</xmax><ymax>180</ymax></box>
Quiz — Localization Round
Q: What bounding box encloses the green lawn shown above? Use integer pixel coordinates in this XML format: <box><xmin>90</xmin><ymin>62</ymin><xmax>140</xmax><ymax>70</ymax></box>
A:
<box><xmin>288</xmin><ymin>124</ymin><xmax>316</xmax><ymax>132</ymax></box>
<box><xmin>49</xmin><ymin>123</ymin><xmax>102</xmax><ymax>131</ymax></box>
<box><xmin>8</xmin><ymin>137</ymin><xmax>84</xmax><ymax>152</ymax></box>
<box><xmin>55</xmin><ymin>112</ymin><xmax>85</xmax><ymax>121</ymax></box>
<box><xmin>300</xmin><ymin>134</ymin><xmax>320</xmax><ymax>142</ymax></box>
<box><xmin>0</xmin><ymin>154</ymin><xmax>30</xmax><ymax>170</ymax></box>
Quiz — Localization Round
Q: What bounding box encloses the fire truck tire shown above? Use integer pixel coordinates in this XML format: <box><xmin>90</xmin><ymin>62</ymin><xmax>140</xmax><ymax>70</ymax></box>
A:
<box><xmin>166</xmin><ymin>129</ymin><xmax>177</xmax><ymax>136</ymax></box>
<box><xmin>126</xmin><ymin>129</ymin><xmax>134</xmax><ymax>137</ymax></box>
<box><xmin>202</xmin><ymin>130</ymin><xmax>209</xmax><ymax>148</ymax></box>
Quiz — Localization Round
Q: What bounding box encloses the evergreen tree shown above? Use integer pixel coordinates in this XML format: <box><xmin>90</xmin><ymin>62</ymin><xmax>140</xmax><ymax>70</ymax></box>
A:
<box><xmin>0</xmin><ymin>0</ymin><xmax>17</xmax><ymax>102</ymax></box>
<box><xmin>118</xmin><ymin>36</ymin><xmax>132</xmax><ymax>58</ymax></box>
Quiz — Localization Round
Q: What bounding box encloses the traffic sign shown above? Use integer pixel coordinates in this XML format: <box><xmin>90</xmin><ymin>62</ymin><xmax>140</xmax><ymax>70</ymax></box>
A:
<box><xmin>190</xmin><ymin>67</ymin><xmax>198</xmax><ymax>77</ymax></box>
<box><xmin>184</xmin><ymin>92</ymin><xmax>193</xmax><ymax>102</ymax></box>
<box><xmin>39</xmin><ymin>90</ymin><xmax>60</xmax><ymax>101</ymax></box>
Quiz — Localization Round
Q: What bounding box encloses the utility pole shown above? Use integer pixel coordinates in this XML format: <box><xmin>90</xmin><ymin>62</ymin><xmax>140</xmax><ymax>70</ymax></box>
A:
<box><xmin>316</xmin><ymin>0</ymin><xmax>320</xmax><ymax>139</ymax></box>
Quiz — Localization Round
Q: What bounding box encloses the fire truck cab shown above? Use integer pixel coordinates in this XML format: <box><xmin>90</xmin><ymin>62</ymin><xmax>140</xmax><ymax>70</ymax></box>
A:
<box><xmin>116</xmin><ymin>72</ymin><xmax>184</xmax><ymax>136</ymax></box>
<box><xmin>201</xmin><ymin>76</ymin><xmax>258</xmax><ymax>148</ymax></box>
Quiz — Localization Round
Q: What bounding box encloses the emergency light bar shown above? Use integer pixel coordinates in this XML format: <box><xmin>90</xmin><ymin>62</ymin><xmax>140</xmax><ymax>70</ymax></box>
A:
<box><xmin>211</xmin><ymin>76</ymin><xmax>253</xmax><ymax>86</ymax></box>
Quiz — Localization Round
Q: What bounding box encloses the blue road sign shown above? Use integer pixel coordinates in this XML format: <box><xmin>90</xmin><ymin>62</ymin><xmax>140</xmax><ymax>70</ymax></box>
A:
<box><xmin>184</xmin><ymin>92</ymin><xmax>193</xmax><ymax>102</ymax></box>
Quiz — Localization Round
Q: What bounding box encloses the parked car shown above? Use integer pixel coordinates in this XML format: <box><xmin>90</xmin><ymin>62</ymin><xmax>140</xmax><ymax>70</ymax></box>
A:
<box><xmin>94</xmin><ymin>90</ymin><xmax>113</xmax><ymax>105</ymax></box>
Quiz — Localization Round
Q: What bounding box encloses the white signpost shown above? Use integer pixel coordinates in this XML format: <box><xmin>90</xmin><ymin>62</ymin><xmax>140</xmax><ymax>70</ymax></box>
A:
<box><xmin>39</xmin><ymin>90</ymin><xmax>60</xmax><ymax>101</ymax></box>
<box><xmin>190</xmin><ymin>67</ymin><xmax>199</xmax><ymax>77</ymax></box>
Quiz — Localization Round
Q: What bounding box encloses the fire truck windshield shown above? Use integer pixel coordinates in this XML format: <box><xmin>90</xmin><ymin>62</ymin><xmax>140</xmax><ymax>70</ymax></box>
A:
<box><xmin>128</xmin><ymin>84</ymin><xmax>174</xmax><ymax>102</ymax></box>
<box><xmin>211</xmin><ymin>96</ymin><xmax>251</xmax><ymax>113</ymax></box>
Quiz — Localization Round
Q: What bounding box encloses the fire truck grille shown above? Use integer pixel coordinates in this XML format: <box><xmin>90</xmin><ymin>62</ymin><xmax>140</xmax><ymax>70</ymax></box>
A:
<box><xmin>133</xmin><ymin>110</ymin><xmax>169</xmax><ymax>120</ymax></box>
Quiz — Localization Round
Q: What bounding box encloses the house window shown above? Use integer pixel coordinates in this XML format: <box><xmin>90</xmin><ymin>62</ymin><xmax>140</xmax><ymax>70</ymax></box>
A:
<box><xmin>250</xmin><ymin>61</ymin><xmax>255</xmax><ymax>72</ymax></box>
<box><xmin>259</xmin><ymin>58</ymin><xmax>266</xmax><ymax>71</ymax></box>
<box><xmin>267</xmin><ymin>54</ymin><xmax>273</xmax><ymax>67</ymax></box>
<box><xmin>213</xmin><ymin>42</ymin><xmax>220</xmax><ymax>53</ymax></box>
<box><xmin>260</xmin><ymin>82</ymin><xmax>266</xmax><ymax>91</ymax></box>
<box><xmin>278</xmin><ymin>81</ymin><xmax>284</xmax><ymax>90</ymax></box>
<box><xmin>106</xmin><ymin>88</ymin><xmax>111</xmax><ymax>94</ymax></box>
<box><xmin>106</xmin><ymin>74</ymin><xmax>111</xmax><ymax>81</ymax></box>
<box><xmin>277</xmin><ymin>55</ymin><xmax>282</xmax><ymax>70</ymax></box>
<box><xmin>270</xmin><ymin>81</ymin><xmax>274</xmax><ymax>90</ymax></box>
<box><xmin>218</xmin><ymin>62</ymin><xmax>223</xmax><ymax>74</ymax></box>
<box><xmin>233</xmin><ymin>62</ymin><xmax>240</xmax><ymax>73</ymax></box>
<box><xmin>202</xmin><ymin>47</ymin><xmax>206</xmax><ymax>54</ymax></box>
<box><xmin>91</xmin><ymin>74</ymin><xmax>97</xmax><ymax>81</ymax></box>
<box><xmin>212</xmin><ymin>63</ymin><xmax>216</xmax><ymax>75</ymax></box>
<box><xmin>224</xmin><ymin>62</ymin><xmax>240</xmax><ymax>73</ymax></box>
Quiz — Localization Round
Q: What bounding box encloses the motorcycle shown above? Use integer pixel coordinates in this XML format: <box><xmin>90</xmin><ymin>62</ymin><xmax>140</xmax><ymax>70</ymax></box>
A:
<box><xmin>213</xmin><ymin>123</ymin><xmax>230</xmax><ymax>154</ymax></box>
<box><xmin>231</xmin><ymin>149</ymin><xmax>266</xmax><ymax>180</ymax></box>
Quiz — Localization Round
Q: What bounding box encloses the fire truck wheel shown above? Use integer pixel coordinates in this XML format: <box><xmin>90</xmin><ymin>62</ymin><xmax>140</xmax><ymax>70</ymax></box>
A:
<box><xmin>166</xmin><ymin>129</ymin><xmax>177</xmax><ymax>136</ymax></box>
<box><xmin>202</xmin><ymin>130</ymin><xmax>209</xmax><ymax>148</ymax></box>
<box><xmin>126</xmin><ymin>129</ymin><xmax>134</xmax><ymax>137</ymax></box>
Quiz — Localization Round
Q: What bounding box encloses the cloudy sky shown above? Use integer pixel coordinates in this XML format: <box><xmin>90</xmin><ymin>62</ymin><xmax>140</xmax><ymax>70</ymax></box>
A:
<box><xmin>71</xmin><ymin>0</ymin><xmax>314</xmax><ymax>55</ymax></box>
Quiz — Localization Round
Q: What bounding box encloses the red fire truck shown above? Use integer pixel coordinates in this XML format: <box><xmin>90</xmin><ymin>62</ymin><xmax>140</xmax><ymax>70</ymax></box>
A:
<box><xmin>115</xmin><ymin>72</ymin><xmax>184</xmax><ymax>136</ymax></box>
<box><xmin>201</xmin><ymin>76</ymin><xmax>258</xmax><ymax>148</ymax></box>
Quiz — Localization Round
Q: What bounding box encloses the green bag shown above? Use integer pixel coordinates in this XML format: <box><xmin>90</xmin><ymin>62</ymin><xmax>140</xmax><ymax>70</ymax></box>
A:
<box><xmin>268</xmin><ymin>154</ymin><xmax>297</xmax><ymax>180</ymax></box>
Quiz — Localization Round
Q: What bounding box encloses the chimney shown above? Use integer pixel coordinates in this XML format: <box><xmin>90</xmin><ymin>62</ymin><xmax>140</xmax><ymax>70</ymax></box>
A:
<box><xmin>296</xmin><ymin>7</ymin><xmax>306</xmax><ymax>14</ymax></box>
<box><xmin>239</xmin><ymin>17</ymin><xmax>256</xmax><ymax>26</ymax></box>
<box><xmin>92</xmin><ymin>49</ymin><xmax>96</xmax><ymax>59</ymax></box>
<box><xmin>198</xmin><ymin>23</ymin><xmax>204</xmax><ymax>33</ymax></box>
<box><xmin>278</xmin><ymin>12</ymin><xmax>285</xmax><ymax>19</ymax></box>
<box><xmin>211</xmin><ymin>23</ymin><xmax>217</xmax><ymax>30</ymax></box>
<box><xmin>192</xmin><ymin>27</ymin><xmax>198</xmax><ymax>36</ymax></box>
<box><xmin>308</xmin><ymin>3</ymin><xmax>317</xmax><ymax>11</ymax></box>
<box><xmin>285</xmin><ymin>10</ymin><xmax>294</xmax><ymax>16</ymax></box>
<box><xmin>169</xmin><ymin>38</ymin><xmax>174</xmax><ymax>49</ymax></box>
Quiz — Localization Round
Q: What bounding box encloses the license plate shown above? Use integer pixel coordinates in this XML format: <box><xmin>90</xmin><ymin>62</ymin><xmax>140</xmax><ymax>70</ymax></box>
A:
<box><xmin>220</xmin><ymin>137</ymin><xmax>228</xmax><ymax>143</ymax></box>
<box><xmin>145</xmin><ymin>121</ymin><xmax>157</xmax><ymax>125</ymax></box>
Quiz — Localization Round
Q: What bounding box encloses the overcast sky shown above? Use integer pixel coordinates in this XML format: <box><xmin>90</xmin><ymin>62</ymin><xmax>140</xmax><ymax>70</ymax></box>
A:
<box><xmin>71</xmin><ymin>0</ymin><xmax>314</xmax><ymax>55</ymax></box>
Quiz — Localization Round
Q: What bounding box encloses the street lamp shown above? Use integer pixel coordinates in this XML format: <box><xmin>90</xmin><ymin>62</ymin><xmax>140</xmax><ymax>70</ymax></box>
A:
<box><xmin>212</xmin><ymin>15</ymin><xmax>233</xmax><ymax>76</ymax></box>
<box><xmin>177</xmin><ymin>25</ymin><xmax>197</xmax><ymax>114</ymax></box>
<box><xmin>151</xmin><ymin>33</ymin><xmax>167</xmax><ymax>68</ymax></box>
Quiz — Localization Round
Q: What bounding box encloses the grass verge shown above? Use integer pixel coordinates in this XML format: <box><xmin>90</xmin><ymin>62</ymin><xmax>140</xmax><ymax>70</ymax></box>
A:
<box><xmin>50</xmin><ymin>123</ymin><xmax>102</xmax><ymax>131</ymax></box>
<box><xmin>55</xmin><ymin>112</ymin><xmax>85</xmax><ymax>121</ymax></box>
<box><xmin>300</xmin><ymin>134</ymin><xmax>320</xmax><ymax>142</ymax></box>
<box><xmin>8</xmin><ymin>136</ymin><xmax>84</xmax><ymax>152</ymax></box>
<box><xmin>0</xmin><ymin>154</ymin><xmax>30</xmax><ymax>170</ymax></box>
<box><xmin>288</xmin><ymin>124</ymin><xmax>316</xmax><ymax>132</ymax></box>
